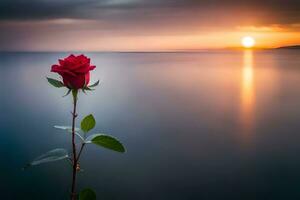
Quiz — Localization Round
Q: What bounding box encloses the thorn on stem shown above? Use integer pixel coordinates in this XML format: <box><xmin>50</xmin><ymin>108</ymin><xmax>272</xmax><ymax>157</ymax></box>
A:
<box><xmin>76</xmin><ymin>163</ymin><xmax>81</xmax><ymax>171</ymax></box>
<box><xmin>70</xmin><ymin>112</ymin><xmax>78</xmax><ymax>118</ymax></box>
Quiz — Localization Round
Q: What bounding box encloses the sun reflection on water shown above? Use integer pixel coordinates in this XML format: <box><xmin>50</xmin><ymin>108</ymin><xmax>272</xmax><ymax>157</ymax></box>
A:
<box><xmin>240</xmin><ymin>50</ymin><xmax>255</xmax><ymax>141</ymax></box>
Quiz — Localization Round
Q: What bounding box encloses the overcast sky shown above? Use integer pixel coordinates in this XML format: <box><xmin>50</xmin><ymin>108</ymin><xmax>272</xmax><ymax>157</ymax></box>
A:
<box><xmin>1</xmin><ymin>0</ymin><xmax>299</xmax><ymax>51</ymax></box>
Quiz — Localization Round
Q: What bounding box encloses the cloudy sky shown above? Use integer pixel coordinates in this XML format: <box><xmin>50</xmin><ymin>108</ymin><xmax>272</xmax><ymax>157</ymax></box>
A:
<box><xmin>1</xmin><ymin>0</ymin><xmax>300</xmax><ymax>51</ymax></box>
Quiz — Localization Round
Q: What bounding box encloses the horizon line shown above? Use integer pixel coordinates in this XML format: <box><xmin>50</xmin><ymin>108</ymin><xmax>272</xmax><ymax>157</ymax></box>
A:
<box><xmin>0</xmin><ymin>45</ymin><xmax>299</xmax><ymax>53</ymax></box>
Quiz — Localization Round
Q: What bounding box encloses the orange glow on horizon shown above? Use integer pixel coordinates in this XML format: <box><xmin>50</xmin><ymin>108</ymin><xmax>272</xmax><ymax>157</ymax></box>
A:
<box><xmin>1</xmin><ymin>19</ymin><xmax>299</xmax><ymax>51</ymax></box>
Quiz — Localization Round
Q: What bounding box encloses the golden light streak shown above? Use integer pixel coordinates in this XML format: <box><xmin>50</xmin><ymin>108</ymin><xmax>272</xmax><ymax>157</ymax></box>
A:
<box><xmin>240</xmin><ymin>50</ymin><xmax>255</xmax><ymax>142</ymax></box>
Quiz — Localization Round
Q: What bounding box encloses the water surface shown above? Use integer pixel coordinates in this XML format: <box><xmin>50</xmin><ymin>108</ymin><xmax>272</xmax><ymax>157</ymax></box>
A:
<box><xmin>1</xmin><ymin>50</ymin><xmax>300</xmax><ymax>199</ymax></box>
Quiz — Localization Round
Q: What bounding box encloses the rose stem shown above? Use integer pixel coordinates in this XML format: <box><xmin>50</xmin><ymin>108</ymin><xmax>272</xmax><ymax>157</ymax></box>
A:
<box><xmin>71</xmin><ymin>89</ymin><xmax>78</xmax><ymax>200</ymax></box>
<box><xmin>77</xmin><ymin>143</ymin><xmax>85</xmax><ymax>161</ymax></box>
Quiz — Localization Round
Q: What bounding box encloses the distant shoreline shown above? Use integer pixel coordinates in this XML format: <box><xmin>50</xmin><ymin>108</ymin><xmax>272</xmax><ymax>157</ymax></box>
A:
<box><xmin>276</xmin><ymin>45</ymin><xmax>300</xmax><ymax>50</ymax></box>
<box><xmin>0</xmin><ymin>45</ymin><xmax>299</xmax><ymax>53</ymax></box>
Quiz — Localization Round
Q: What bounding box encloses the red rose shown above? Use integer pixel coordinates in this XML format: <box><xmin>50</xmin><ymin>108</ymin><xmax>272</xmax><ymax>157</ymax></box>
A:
<box><xmin>51</xmin><ymin>54</ymin><xmax>96</xmax><ymax>89</ymax></box>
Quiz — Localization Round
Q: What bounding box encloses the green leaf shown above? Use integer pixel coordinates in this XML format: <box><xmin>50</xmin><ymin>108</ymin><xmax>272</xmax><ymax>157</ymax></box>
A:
<box><xmin>89</xmin><ymin>80</ymin><xmax>100</xmax><ymax>88</ymax></box>
<box><xmin>79</xmin><ymin>188</ymin><xmax>96</xmax><ymax>200</ymax></box>
<box><xmin>54</xmin><ymin>126</ymin><xmax>84</xmax><ymax>141</ymax></box>
<box><xmin>54</xmin><ymin>125</ymin><xmax>80</xmax><ymax>132</ymax></box>
<box><xmin>63</xmin><ymin>89</ymin><xmax>72</xmax><ymax>97</ymax></box>
<box><xmin>23</xmin><ymin>148</ymin><xmax>68</xmax><ymax>169</ymax></box>
<box><xmin>83</xmin><ymin>87</ymin><xmax>94</xmax><ymax>91</ymax></box>
<box><xmin>91</xmin><ymin>134</ymin><xmax>125</xmax><ymax>153</ymax></box>
<box><xmin>81</xmin><ymin>114</ymin><xmax>96</xmax><ymax>133</ymax></box>
<box><xmin>84</xmin><ymin>134</ymin><xmax>103</xmax><ymax>143</ymax></box>
<box><xmin>46</xmin><ymin>77</ymin><xmax>64</xmax><ymax>88</ymax></box>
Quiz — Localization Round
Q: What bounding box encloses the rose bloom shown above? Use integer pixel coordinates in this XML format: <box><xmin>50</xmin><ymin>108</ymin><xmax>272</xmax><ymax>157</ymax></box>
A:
<box><xmin>51</xmin><ymin>54</ymin><xmax>96</xmax><ymax>89</ymax></box>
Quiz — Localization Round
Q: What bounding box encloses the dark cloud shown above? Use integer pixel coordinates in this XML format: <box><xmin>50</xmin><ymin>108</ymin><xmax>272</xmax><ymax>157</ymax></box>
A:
<box><xmin>0</xmin><ymin>0</ymin><xmax>299</xmax><ymax>51</ymax></box>
<box><xmin>0</xmin><ymin>0</ymin><xmax>299</xmax><ymax>23</ymax></box>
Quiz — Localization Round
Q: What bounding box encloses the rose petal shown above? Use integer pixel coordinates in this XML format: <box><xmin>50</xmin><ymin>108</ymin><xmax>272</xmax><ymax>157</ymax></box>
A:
<box><xmin>89</xmin><ymin>65</ymin><xmax>96</xmax><ymax>70</ymax></box>
<box><xmin>51</xmin><ymin>65</ymin><xmax>77</xmax><ymax>77</ymax></box>
<box><xmin>58</xmin><ymin>59</ymin><xmax>65</xmax><ymax>66</ymax></box>
<box><xmin>62</xmin><ymin>73</ymin><xmax>86</xmax><ymax>89</ymax></box>
<box><xmin>85</xmin><ymin>72</ymin><xmax>90</xmax><ymax>86</ymax></box>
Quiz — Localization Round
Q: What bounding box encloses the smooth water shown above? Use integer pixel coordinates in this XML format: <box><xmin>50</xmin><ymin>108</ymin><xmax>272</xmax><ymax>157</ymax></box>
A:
<box><xmin>1</xmin><ymin>50</ymin><xmax>300</xmax><ymax>199</ymax></box>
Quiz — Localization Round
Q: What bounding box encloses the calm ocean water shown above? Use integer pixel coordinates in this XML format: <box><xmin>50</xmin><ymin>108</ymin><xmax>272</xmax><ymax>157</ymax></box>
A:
<box><xmin>1</xmin><ymin>50</ymin><xmax>300</xmax><ymax>199</ymax></box>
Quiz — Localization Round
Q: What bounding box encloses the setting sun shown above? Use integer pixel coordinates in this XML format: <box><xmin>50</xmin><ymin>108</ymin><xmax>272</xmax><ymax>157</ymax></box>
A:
<box><xmin>242</xmin><ymin>36</ymin><xmax>255</xmax><ymax>48</ymax></box>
